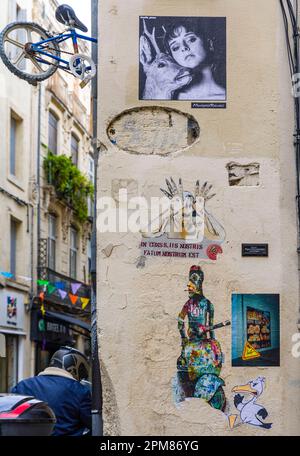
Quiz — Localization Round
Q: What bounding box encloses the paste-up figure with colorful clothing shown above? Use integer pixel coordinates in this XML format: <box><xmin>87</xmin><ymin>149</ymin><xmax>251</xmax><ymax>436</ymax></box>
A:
<box><xmin>174</xmin><ymin>265</ymin><xmax>227</xmax><ymax>411</ymax></box>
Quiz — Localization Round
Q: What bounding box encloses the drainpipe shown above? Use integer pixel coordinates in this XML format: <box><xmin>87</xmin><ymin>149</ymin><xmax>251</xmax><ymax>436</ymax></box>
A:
<box><xmin>29</xmin><ymin>83</ymin><xmax>41</xmax><ymax>314</ymax></box>
<box><xmin>37</xmin><ymin>83</ymin><xmax>41</xmax><ymax>276</ymax></box>
<box><xmin>91</xmin><ymin>0</ymin><xmax>103</xmax><ymax>436</ymax></box>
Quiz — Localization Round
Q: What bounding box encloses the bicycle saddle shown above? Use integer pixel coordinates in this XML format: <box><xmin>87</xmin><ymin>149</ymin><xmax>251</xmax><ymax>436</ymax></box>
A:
<box><xmin>55</xmin><ymin>4</ymin><xmax>88</xmax><ymax>33</ymax></box>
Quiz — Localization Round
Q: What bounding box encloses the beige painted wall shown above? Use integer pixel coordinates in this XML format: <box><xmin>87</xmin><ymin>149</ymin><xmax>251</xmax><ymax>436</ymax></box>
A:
<box><xmin>0</xmin><ymin>0</ymin><xmax>93</xmax><ymax>385</ymax></box>
<box><xmin>97</xmin><ymin>0</ymin><xmax>300</xmax><ymax>435</ymax></box>
<box><xmin>0</xmin><ymin>0</ymin><xmax>35</xmax><ymax>382</ymax></box>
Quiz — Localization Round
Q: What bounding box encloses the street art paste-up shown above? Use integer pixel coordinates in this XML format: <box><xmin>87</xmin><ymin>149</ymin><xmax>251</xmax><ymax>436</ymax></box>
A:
<box><xmin>172</xmin><ymin>265</ymin><xmax>230</xmax><ymax>412</ymax></box>
<box><xmin>232</xmin><ymin>377</ymin><xmax>272</xmax><ymax>429</ymax></box>
<box><xmin>232</xmin><ymin>294</ymin><xmax>280</xmax><ymax>367</ymax></box>
<box><xmin>139</xmin><ymin>17</ymin><xmax>226</xmax><ymax>102</ymax></box>
<box><xmin>7</xmin><ymin>296</ymin><xmax>17</xmax><ymax>325</ymax></box>
<box><xmin>140</xmin><ymin>178</ymin><xmax>225</xmax><ymax>260</ymax></box>
<box><xmin>226</xmin><ymin>162</ymin><xmax>260</xmax><ymax>187</ymax></box>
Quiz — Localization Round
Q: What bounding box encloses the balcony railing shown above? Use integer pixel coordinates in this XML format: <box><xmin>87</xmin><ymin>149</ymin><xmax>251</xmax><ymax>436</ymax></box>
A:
<box><xmin>37</xmin><ymin>267</ymin><xmax>91</xmax><ymax>312</ymax></box>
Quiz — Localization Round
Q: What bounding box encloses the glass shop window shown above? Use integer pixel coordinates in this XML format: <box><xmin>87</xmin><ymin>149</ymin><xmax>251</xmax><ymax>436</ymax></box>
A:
<box><xmin>0</xmin><ymin>335</ymin><xmax>19</xmax><ymax>393</ymax></box>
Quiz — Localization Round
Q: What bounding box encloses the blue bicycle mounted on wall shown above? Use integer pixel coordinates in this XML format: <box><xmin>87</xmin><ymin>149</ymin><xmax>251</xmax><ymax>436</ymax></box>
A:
<box><xmin>0</xmin><ymin>4</ymin><xmax>97</xmax><ymax>86</ymax></box>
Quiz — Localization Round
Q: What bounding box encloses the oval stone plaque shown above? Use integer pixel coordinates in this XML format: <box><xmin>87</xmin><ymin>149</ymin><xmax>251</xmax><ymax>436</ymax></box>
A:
<box><xmin>107</xmin><ymin>106</ymin><xmax>200</xmax><ymax>155</ymax></box>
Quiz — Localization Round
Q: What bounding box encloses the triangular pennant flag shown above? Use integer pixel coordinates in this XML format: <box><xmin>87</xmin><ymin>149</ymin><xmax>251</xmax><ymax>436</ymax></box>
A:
<box><xmin>242</xmin><ymin>341</ymin><xmax>261</xmax><ymax>361</ymax></box>
<box><xmin>58</xmin><ymin>289</ymin><xmax>67</xmax><ymax>300</ymax></box>
<box><xmin>80</xmin><ymin>298</ymin><xmax>90</xmax><ymax>310</ymax></box>
<box><xmin>40</xmin><ymin>303</ymin><xmax>45</xmax><ymax>317</ymax></box>
<box><xmin>71</xmin><ymin>283</ymin><xmax>82</xmax><ymax>295</ymax></box>
<box><xmin>1</xmin><ymin>271</ymin><xmax>14</xmax><ymax>278</ymax></box>
<box><xmin>47</xmin><ymin>284</ymin><xmax>56</xmax><ymax>295</ymax></box>
<box><xmin>39</xmin><ymin>292</ymin><xmax>45</xmax><ymax>301</ymax></box>
<box><xmin>38</xmin><ymin>280</ymin><xmax>49</xmax><ymax>286</ymax></box>
<box><xmin>69</xmin><ymin>293</ymin><xmax>78</xmax><ymax>305</ymax></box>
<box><xmin>54</xmin><ymin>281</ymin><xmax>65</xmax><ymax>290</ymax></box>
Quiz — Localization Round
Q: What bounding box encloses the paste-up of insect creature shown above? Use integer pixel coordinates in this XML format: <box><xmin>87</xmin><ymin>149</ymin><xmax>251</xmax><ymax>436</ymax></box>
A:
<box><xmin>174</xmin><ymin>265</ymin><xmax>230</xmax><ymax>411</ymax></box>
<box><xmin>232</xmin><ymin>377</ymin><xmax>272</xmax><ymax>429</ymax></box>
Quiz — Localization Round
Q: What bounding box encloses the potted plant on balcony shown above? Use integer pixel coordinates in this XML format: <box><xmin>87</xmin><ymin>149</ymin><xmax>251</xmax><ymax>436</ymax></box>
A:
<box><xmin>43</xmin><ymin>152</ymin><xmax>94</xmax><ymax>223</ymax></box>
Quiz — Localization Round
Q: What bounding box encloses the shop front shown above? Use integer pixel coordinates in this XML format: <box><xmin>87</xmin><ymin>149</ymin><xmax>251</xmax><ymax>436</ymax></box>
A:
<box><xmin>30</xmin><ymin>306</ymin><xmax>90</xmax><ymax>374</ymax></box>
<box><xmin>0</xmin><ymin>289</ymin><xmax>26</xmax><ymax>393</ymax></box>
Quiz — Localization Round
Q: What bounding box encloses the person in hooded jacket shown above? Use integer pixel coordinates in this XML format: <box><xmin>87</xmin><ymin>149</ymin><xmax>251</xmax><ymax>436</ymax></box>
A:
<box><xmin>11</xmin><ymin>346</ymin><xmax>92</xmax><ymax>436</ymax></box>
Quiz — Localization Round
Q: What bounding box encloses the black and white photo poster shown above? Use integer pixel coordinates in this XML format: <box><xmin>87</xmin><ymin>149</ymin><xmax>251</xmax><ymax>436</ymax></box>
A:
<box><xmin>139</xmin><ymin>16</ymin><xmax>226</xmax><ymax>103</ymax></box>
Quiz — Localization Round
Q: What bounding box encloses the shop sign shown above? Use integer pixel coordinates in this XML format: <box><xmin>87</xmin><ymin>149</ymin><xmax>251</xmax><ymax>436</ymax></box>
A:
<box><xmin>30</xmin><ymin>310</ymin><xmax>73</xmax><ymax>345</ymax></box>
<box><xmin>0</xmin><ymin>290</ymin><xmax>25</xmax><ymax>330</ymax></box>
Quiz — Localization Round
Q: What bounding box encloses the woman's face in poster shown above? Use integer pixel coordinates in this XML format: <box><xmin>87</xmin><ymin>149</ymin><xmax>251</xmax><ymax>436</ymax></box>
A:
<box><xmin>168</xmin><ymin>26</ymin><xmax>207</xmax><ymax>69</ymax></box>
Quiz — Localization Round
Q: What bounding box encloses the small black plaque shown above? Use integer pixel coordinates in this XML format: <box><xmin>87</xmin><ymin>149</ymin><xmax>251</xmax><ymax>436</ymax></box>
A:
<box><xmin>242</xmin><ymin>244</ymin><xmax>269</xmax><ymax>257</ymax></box>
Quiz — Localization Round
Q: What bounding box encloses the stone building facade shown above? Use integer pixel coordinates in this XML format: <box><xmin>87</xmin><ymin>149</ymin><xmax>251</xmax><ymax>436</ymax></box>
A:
<box><xmin>97</xmin><ymin>0</ymin><xmax>300</xmax><ymax>435</ymax></box>
<box><xmin>31</xmin><ymin>0</ymin><xmax>93</xmax><ymax>372</ymax></box>
<box><xmin>0</xmin><ymin>0</ymin><xmax>35</xmax><ymax>393</ymax></box>
<box><xmin>0</xmin><ymin>0</ymin><xmax>93</xmax><ymax>388</ymax></box>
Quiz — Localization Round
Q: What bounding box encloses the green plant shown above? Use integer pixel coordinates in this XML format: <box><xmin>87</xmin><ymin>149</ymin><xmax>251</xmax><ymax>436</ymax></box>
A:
<box><xmin>43</xmin><ymin>152</ymin><xmax>94</xmax><ymax>223</ymax></box>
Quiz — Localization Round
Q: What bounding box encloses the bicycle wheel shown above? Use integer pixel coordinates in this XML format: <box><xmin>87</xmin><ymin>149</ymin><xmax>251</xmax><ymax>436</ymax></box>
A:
<box><xmin>0</xmin><ymin>22</ymin><xmax>60</xmax><ymax>85</ymax></box>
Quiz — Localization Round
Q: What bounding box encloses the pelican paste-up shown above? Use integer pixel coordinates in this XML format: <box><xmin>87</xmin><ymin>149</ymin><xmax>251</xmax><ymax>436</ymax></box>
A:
<box><xmin>232</xmin><ymin>377</ymin><xmax>272</xmax><ymax>429</ymax></box>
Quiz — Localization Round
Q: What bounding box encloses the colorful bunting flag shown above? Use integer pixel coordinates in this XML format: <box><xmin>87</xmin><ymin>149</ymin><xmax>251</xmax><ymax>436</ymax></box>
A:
<box><xmin>80</xmin><ymin>298</ymin><xmax>90</xmax><ymax>310</ymax></box>
<box><xmin>0</xmin><ymin>271</ymin><xmax>93</xmax><ymax>319</ymax></box>
<box><xmin>47</xmin><ymin>284</ymin><xmax>56</xmax><ymax>295</ymax></box>
<box><xmin>0</xmin><ymin>272</ymin><xmax>90</xmax><ymax>314</ymax></box>
<box><xmin>37</xmin><ymin>280</ymin><xmax>49</xmax><ymax>286</ymax></box>
<box><xmin>69</xmin><ymin>293</ymin><xmax>78</xmax><ymax>305</ymax></box>
<box><xmin>71</xmin><ymin>283</ymin><xmax>82</xmax><ymax>295</ymax></box>
<box><xmin>0</xmin><ymin>271</ymin><xmax>14</xmax><ymax>278</ymax></box>
<box><xmin>40</xmin><ymin>303</ymin><xmax>45</xmax><ymax>317</ymax></box>
<box><xmin>54</xmin><ymin>282</ymin><xmax>65</xmax><ymax>290</ymax></box>
<box><xmin>58</xmin><ymin>289</ymin><xmax>67</xmax><ymax>300</ymax></box>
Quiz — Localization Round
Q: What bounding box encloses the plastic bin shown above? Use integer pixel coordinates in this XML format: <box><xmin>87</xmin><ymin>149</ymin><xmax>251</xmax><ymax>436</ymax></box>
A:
<box><xmin>0</xmin><ymin>394</ymin><xmax>56</xmax><ymax>436</ymax></box>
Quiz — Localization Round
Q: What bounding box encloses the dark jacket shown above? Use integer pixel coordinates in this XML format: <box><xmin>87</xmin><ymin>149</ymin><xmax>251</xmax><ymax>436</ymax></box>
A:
<box><xmin>11</xmin><ymin>367</ymin><xmax>92</xmax><ymax>436</ymax></box>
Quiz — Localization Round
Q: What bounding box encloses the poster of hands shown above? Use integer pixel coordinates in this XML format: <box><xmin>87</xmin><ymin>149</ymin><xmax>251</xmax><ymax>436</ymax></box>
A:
<box><xmin>140</xmin><ymin>177</ymin><xmax>225</xmax><ymax>260</ymax></box>
<box><xmin>139</xmin><ymin>16</ymin><xmax>226</xmax><ymax>101</ymax></box>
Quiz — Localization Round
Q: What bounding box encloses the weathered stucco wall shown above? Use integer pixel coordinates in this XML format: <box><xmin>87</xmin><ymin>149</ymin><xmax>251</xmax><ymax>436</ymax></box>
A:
<box><xmin>97</xmin><ymin>0</ymin><xmax>300</xmax><ymax>435</ymax></box>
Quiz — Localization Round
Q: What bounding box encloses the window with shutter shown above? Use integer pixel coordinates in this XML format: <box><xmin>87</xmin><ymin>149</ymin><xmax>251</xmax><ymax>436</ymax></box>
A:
<box><xmin>70</xmin><ymin>227</ymin><xmax>78</xmax><ymax>279</ymax></box>
<box><xmin>48</xmin><ymin>112</ymin><xmax>58</xmax><ymax>155</ymax></box>
<box><xmin>71</xmin><ymin>134</ymin><xmax>79</xmax><ymax>166</ymax></box>
<box><xmin>10</xmin><ymin>219</ymin><xmax>18</xmax><ymax>278</ymax></box>
<box><xmin>48</xmin><ymin>215</ymin><xmax>56</xmax><ymax>270</ymax></box>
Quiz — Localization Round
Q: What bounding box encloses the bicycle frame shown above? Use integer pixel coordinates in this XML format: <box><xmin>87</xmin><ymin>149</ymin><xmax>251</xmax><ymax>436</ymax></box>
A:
<box><xmin>31</xmin><ymin>28</ymin><xmax>97</xmax><ymax>70</ymax></box>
